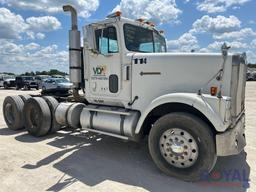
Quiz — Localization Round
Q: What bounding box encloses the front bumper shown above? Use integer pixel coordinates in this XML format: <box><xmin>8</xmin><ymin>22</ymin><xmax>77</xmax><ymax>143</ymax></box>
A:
<box><xmin>216</xmin><ymin>114</ymin><xmax>246</xmax><ymax>156</ymax></box>
<box><xmin>8</xmin><ymin>81</ymin><xmax>16</xmax><ymax>87</ymax></box>
<box><xmin>29</xmin><ymin>85</ymin><xmax>38</xmax><ymax>88</ymax></box>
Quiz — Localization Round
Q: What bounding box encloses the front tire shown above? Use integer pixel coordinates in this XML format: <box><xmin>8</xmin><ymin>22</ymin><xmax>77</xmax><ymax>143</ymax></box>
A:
<box><xmin>148</xmin><ymin>112</ymin><xmax>216</xmax><ymax>182</ymax></box>
<box><xmin>42</xmin><ymin>86</ymin><xmax>46</xmax><ymax>93</ymax></box>
<box><xmin>4</xmin><ymin>83</ymin><xmax>8</xmax><ymax>89</ymax></box>
<box><xmin>24</xmin><ymin>84</ymin><xmax>28</xmax><ymax>90</ymax></box>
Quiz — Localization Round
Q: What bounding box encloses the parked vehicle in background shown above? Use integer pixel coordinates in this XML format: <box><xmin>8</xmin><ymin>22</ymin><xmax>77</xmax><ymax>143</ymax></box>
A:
<box><xmin>247</xmin><ymin>72</ymin><xmax>252</xmax><ymax>81</ymax></box>
<box><xmin>51</xmin><ymin>75</ymin><xmax>64</xmax><ymax>79</ymax></box>
<box><xmin>15</xmin><ymin>76</ymin><xmax>39</xmax><ymax>90</ymax></box>
<box><xmin>247</xmin><ymin>71</ymin><xmax>256</xmax><ymax>81</ymax></box>
<box><xmin>0</xmin><ymin>75</ymin><xmax>16</xmax><ymax>89</ymax></box>
<box><xmin>64</xmin><ymin>75</ymin><xmax>70</xmax><ymax>81</ymax></box>
<box><xmin>35</xmin><ymin>75</ymin><xmax>50</xmax><ymax>89</ymax></box>
<box><xmin>41</xmin><ymin>78</ymin><xmax>72</xmax><ymax>93</ymax></box>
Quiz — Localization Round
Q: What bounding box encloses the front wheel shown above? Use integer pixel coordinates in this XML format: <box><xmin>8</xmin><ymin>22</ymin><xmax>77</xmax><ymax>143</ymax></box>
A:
<box><xmin>24</xmin><ymin>84</ymin><xmax>28</xmax><ymax>90</ymax></box>
<box><xmin>4</xmin><ymin>83</ymin><xmax>8</xmax><ymax>89</ymax></box>
<box><xmin>148</xmin><ymin>112</ymin><xmax>217</xmax><ymax>182</ymax></box>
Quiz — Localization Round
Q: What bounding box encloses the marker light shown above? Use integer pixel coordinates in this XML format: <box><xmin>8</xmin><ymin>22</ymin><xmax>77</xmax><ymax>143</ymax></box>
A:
<box><xmin>136</xmin><ymin>18</ymin><xmax>145</xmax><ymax>23</ymax></box>
<box><xmin>145</xmin><ymin>21</ymin><xmax>155</xmax><ymax>27</ymax></box>
<box><xmin>107</xmin><ymin>11</ymin><xmax>122</xmax><ymax>18</ymax></box>
<box><xmin>210</xmin><ymin>86</ymin><xmax>218</xmax><ymax>96</ymax></box>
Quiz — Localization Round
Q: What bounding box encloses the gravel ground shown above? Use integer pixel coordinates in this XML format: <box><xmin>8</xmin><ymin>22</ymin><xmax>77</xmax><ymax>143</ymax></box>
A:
<box><xmin>0</xmin><ymin>83</ymin><xmax>255</xmax><ymax>192</ymax></box>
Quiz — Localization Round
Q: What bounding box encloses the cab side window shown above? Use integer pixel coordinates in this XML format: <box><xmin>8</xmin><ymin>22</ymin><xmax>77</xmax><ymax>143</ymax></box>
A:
<box><xmin>95</xmin><ymin>26</ymin><xmax>118</xmax><ymax>54</ymax></box>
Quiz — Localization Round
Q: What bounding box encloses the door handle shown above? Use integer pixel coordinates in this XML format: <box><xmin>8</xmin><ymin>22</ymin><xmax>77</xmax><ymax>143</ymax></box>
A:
<box><xmin>125</xmin><ymin>66</ymin><xmax>130</xmax><ymax>81</ymax></box>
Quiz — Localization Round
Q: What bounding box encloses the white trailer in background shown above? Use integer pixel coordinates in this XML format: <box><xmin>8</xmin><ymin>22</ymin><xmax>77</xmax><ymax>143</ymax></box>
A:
<box><xmin>3</xmin><ymin>5</ymin><xmax>247</xmax><ymax>181</ymax></box>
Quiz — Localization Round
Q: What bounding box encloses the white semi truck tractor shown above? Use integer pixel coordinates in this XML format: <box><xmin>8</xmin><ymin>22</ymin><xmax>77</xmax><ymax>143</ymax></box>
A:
<box><xmin>3</xmin><ymin>5</ymin><xmax>247</xmax><ymax>181</ymax></box>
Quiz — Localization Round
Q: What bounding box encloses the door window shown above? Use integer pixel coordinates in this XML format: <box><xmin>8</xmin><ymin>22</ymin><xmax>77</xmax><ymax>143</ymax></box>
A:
<box><xmin>95</xmin><ymin>26</ymin><xmax>119</xmax><ymax>55</ymax></box>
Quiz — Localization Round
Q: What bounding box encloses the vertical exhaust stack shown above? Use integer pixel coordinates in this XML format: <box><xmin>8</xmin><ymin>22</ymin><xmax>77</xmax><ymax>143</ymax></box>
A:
<box><xmin>63</xmin><ymin>5</ymin><xmax>81</xmax><ymax>90</ymax></box>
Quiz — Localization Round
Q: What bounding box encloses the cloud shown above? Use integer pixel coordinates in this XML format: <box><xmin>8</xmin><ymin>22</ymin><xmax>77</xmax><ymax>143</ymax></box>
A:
<box><xmin>197</xmin><ymin>0</ymin><xmax>251</xmax><ymax>13</ymax></box>
<box><xmin>213</xmin><ymin>28</ymin><xmax>256</xmax><ymax>41</ymax></box>
<box><xmin>0</xmin><ymin>8</ymin><xmax>27</xmax><ymax>39</ymax></box>
<box><xmin>0</xmin><ymin>40</ymin><xmax>23</xmax><ymax>54</ymax></box>
<box><xmin>200</xmin><ymin>41</ymin><xmax>248</xmax><ymax>53</ymax></box>
<box><xmin>24</xmin><ymin>43</ymin><xmax>40</xmax><ymax>51</ymax></box>
<box><xmin>26</xmin><ymin>16</ymin><xmax>61</xmax><ymax>32</ymax></box>
<box><xmin>36</xmin><ymin>33</ymin><xmax>45</xmax><ymax>40</ymax></box>
<box><xmin>113</xmin><ymin>0</ymin><xmax>182</xmax><ymax>24</ymax></box>
<box><xmin>0</xmin><ymin>0</ymin><xmax>99</xmax><ymax>18</ymax></box>
<box><xmin>191</xmin><ymin>15</ymin><xmax>241</xmax><ymax>34</ymax></box>
<box><xmin>0</xmin><ymin>8</ymin><xmax>61</xmax><ymax>40</ymax></box>
<box><xmin>0</xmin><ymin>40</ymin><xmax>68</xmax><ymax>73</ymax></box>
<box><xmin>251</xmin><ymin>39</ymin><xmax>256</xmax><ymax>48</ymax></box>
<box><xmin>167</xmin><ymin>32</ymin><xmax>199</xmax><ymax>52</ymax></box>
<box><xmin>26</xmin><ymin>32</ymin><xmax>46</xmax><ymax>40</ymax></box>
<box><xmin>247</xmin><ymin>50</ymin><xmax>256</xmax><ymax>63</ymax></box>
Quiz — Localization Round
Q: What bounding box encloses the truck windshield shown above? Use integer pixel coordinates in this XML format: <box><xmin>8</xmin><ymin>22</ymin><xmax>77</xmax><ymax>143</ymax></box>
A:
<box><xmin>55</xmin><ymin>78</ymin><xmax>69</xmax><ymax>83</ymax></box>
<box><xmin>124</xmin><ymin>24</ymin><xmax>166</xmax><ymax>53</ymax></box>
<box><xmin>3</xmin><ymin>76</ymin><xmax>15</xmax><ymax>80</ymax></box>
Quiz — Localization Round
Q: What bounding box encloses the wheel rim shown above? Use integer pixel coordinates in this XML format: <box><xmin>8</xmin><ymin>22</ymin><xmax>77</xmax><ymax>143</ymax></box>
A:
<box><xmin>159</xmin><ymin>128</ymin><xmax>199</xmax><ymax>168</ymax></box>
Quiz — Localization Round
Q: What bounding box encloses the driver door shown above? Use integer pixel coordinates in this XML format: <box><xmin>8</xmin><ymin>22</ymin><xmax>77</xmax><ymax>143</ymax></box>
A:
<box><xmin>86</xmin><ymin>25</ymin><xmax>122</xmax><ymax>105</ymax></box>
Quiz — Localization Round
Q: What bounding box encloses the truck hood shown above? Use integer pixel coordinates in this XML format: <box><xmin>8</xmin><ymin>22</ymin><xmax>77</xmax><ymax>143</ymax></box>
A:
<box><xmin>58</xmin><ymin>82</ymin><xmax>73</xmax><ymax>88</ymax></box>
<box><xmin>127</xmin><ymin>52</ymin><xmax>224</xmax><ymax>57</ymax></box>
<box><xmin>4</xmin><ymin>78</ymin><xmax>15</xmax><ymax>82</ymax></box>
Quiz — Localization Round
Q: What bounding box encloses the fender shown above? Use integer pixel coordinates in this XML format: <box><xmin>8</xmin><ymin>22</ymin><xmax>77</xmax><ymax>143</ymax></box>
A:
<box><xmin>135</xmin><ymin>93</ymin><xmax>230</xmax><ymax>134</ymax></box>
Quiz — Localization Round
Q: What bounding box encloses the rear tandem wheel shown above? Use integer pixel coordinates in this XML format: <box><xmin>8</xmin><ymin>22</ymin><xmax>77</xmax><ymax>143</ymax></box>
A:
<box><xmin>23</xmin><ymin>97</ymin><xmax>52</xmax><ymax>137</ymax></box>
<box><xmin>3</xmin><ymin>95</ymin><xmax>25</xmax><ymax>130</ymax></box>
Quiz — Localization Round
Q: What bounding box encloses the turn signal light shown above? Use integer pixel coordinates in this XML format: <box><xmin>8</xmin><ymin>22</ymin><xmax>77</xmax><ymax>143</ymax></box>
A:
<box><xmin>210</xmin><ymin>86</ymin><xmax>218</xmax><ymax>96</ymax></box>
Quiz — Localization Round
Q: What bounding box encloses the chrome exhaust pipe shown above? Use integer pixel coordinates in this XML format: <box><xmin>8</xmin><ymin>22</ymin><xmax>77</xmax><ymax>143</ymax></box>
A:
<box><xmin>63</xmin><ymin>5</ymin><xmax>78</xmax><ymax>30</ymax></box>
<box><xmin>63</xmin><ymin>5</ymin><xmax>81</xmax><ymax>90</ymax></box>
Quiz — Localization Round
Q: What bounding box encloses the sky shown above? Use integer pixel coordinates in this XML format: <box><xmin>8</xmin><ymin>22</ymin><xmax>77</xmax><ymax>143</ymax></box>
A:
<box><xmin>0</xmin><ymin>0</ymin><xmax>255</xmax><ymax>74</ymax></box>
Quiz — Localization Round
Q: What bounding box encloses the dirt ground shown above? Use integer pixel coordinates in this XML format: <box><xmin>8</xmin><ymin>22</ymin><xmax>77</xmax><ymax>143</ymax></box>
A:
<box><xmin>0</xmin><ymin>83</ymin><xmax>255</xmax><ymax>192</ymax></box>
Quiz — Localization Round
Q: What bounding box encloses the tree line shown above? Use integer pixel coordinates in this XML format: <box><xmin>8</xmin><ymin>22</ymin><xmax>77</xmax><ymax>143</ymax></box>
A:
<box><xmin>248</xmin><ymin>64</ymin><xmax>256</xmax><ymax>68</ymax></box>
<box><xmin>20</xmin><ymin>69</ymin><xmax>68</xmax><ymax>76</ymax></box>
<box><xmin>1</xmin><ymin>69</ymin><xmax>68</xmax><ymax>76</ymax></box>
